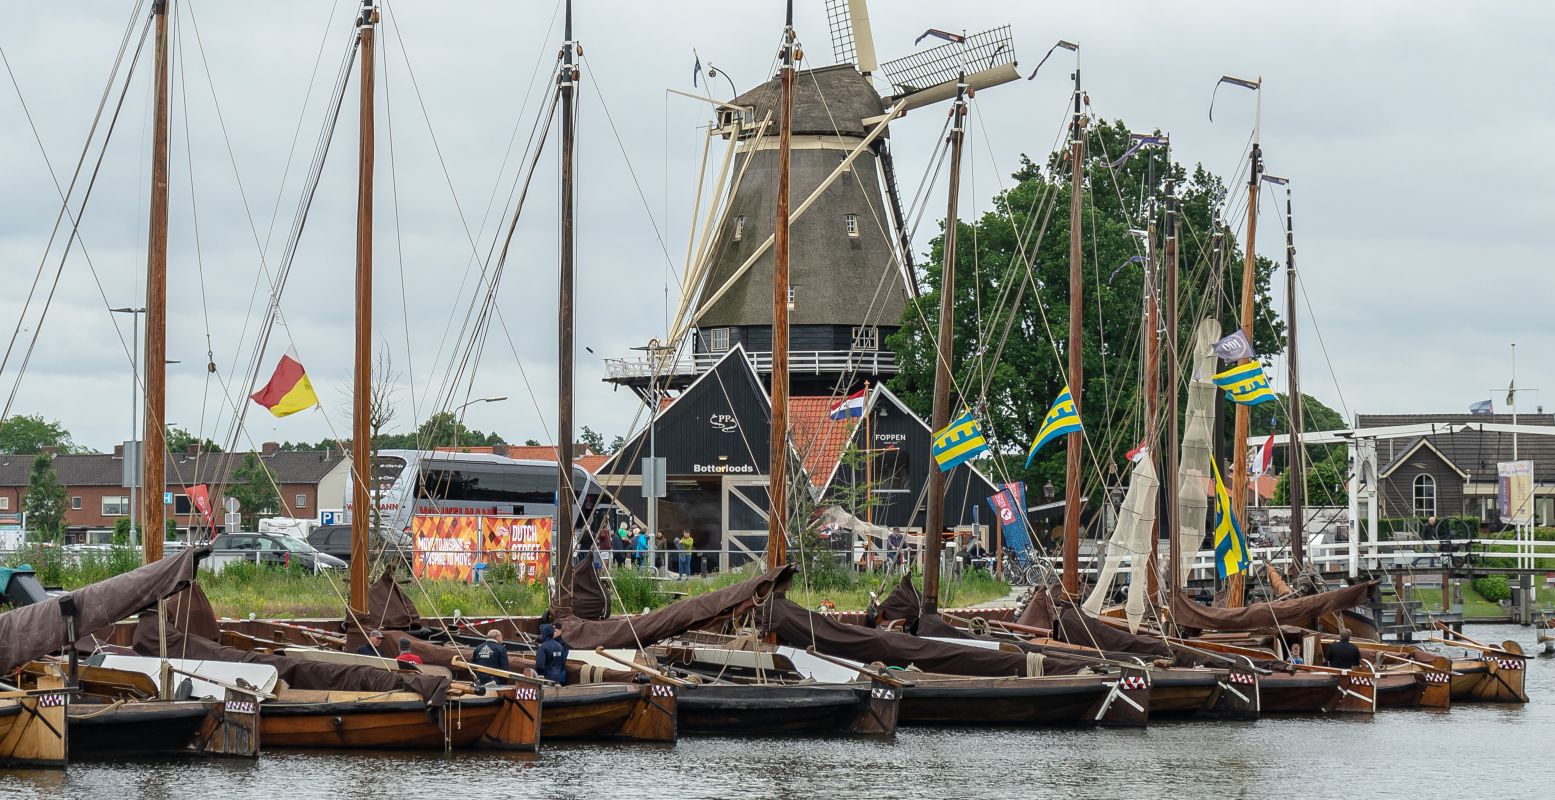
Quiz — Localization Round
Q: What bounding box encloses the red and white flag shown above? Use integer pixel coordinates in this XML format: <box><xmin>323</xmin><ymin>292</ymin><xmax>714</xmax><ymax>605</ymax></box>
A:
<box><xmin>1250</xmin><ymin>431</ymin><xmax>1275</xmax><ymax>476</ymax></box>
<box><xmin>1125</xmin><ymin>439</ymin><xmax>1150</xmax><ymax>464</ymax></box>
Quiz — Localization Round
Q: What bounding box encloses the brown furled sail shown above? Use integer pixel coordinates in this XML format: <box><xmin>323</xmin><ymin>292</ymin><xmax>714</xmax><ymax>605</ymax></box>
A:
<box><xmin>165</xmin><ymin>580</ymin><xmax>222</xmax><ymax>643</ymax></box>
<box><xmin>358</xmin><ymin>565</ymin><xmax>422</xmax><ymax>631</ymax></box>
<box><xmin>0</xmin><ymin>546</ymin><xmax>205</xmax><ymax>674</ymax></box>
<box><xmin>877</xmin><ymin>574</ymin><xmax>923</xmax><ymax>627</ymax></box>
<box><xmin>561</xmin><ymin>565</ymin><xmax>794</xmax><ymax>650</ymax></box>
<box><xmin>570</xmin><ymin>558</ymin><xmax>612</xmax><ymax>621</ymax></box>
<box><xmin>1170</xmin><ymin>581</ymin><xmax>1375</xmax><ymax>632</ymax></box>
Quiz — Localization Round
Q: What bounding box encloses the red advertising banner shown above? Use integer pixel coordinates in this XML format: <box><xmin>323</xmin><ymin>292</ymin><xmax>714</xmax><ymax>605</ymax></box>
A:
<box><xmin>412</xmin><ymin>514</ymin><xmax>551</xmax><ymax>583</ymax></box>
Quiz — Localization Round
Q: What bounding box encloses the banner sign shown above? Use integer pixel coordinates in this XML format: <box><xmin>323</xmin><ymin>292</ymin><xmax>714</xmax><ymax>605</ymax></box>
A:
<box><xmin>988</xmin><ymin>489</ymin><xmax>1032</xmax><ymax>556</ymax></box>
<box><xmin>413</xmin><ymin>514</ymin><xmax>552</xmax><ymax>583</ymax></box>
<box><xmin>1497</xmin><ymin>460</ymin><xmax>1535</xmax><ymax>526</ymax></box>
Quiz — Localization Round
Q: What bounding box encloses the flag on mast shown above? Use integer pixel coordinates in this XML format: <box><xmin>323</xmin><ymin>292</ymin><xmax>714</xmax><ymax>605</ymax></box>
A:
<box><xmin>250</xmin><ymin>349</ymin><xmax>319</xmax><ymax>418</ymax></box>
<box><xmin>1469</xmin><ymin>399</ymin><xmax>1494</xmax><ymax>415</ymax></box>
<box><xmin>931</xmin><ymin>410</ymin><xmax>988</xmax><ymax>471</ymax></box>
<box><xmin>1212</xmin><ymin>362</ymin><xmax>1276</xmax><ymax>406</ymax></box>
<box><xmin>1026</xmin><ymin>386</ymin><xmax>1083</xmax><ymax>467</ymax></box>
<box><xmin>829</xmin><ymin>389</ymin><xmax>867</xmax><ymax>420</ymax></box>
<box><xmin>1211</xmin><ymin>460</ymin><xmax>1250</xmax><ymax>579</ymax></box>
<box><xmin>1251</xmin><ymin>430</ymin><xmax>1275</xmax><ymax>477</ymax></box>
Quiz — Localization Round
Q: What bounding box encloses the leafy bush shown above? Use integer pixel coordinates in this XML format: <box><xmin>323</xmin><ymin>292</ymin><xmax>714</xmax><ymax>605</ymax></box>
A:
<box><xmin>1472</xmin><ymin>575</ymin><xmax>1510</xmax><ymax>603</ymax></box>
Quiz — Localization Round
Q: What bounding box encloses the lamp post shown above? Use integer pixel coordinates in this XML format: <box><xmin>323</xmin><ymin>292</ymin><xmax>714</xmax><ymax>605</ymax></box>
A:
<box><xmin>110</xmin><ymin>306</ymin><xmax>146</xmax><ymax>546</ymax></box>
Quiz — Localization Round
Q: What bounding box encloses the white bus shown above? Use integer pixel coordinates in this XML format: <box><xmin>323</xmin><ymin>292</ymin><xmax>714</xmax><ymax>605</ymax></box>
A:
<box><xmin>350</xmin><ymin>449</ymin><xmax>607</xmax><ymax>534</ymax></box>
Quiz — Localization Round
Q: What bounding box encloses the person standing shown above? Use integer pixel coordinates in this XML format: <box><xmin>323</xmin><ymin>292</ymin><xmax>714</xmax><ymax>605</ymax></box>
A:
<box><xmin>1324</xmin><ymin>630</ymin><xmax>1363</xmax><ymax>669</ymax></box>
<box><xmin>534</xmin><ymin>622</ymin><xmax>570</xmax><ymax>685</ymax></box>
<box><xmin>597</xmin><ymin>523</ymin><xmax>614</xmax><ymax>568</ymax></box>
<box><xmin>633</xmin><ymin>526</ymin><xmax>650</xmax><ymax>568</ymax></box>
<box><xmin>655</xmin><ymin>530</ymin><xmax>670</xmax><ymax>571</ymax></box>
<box><xmin>677</xmin><ymin>529</ymin><xmax>695</xmax><ymax>576</ymax></box>
<box><xmin>615</xmin><ymin>521</ymin><xmax>632</xmax><ymax>567</ymax></box>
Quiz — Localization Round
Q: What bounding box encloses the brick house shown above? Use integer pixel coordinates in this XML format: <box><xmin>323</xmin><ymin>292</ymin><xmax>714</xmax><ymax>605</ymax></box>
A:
<box><xmin>0</xmin><ymin>442</ymin><xmax>351</xmax><ymax>543</ymax></box>
<box><xmin>1358</xmin><ymin>413</ymin><xmax>1555</xmax><ymax>525</ymax></box>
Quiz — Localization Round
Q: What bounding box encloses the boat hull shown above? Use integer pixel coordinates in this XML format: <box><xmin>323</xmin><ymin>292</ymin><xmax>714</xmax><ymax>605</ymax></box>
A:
<box><xmin>1375</xmin><ymin>672</ymin><xmax>1424</xmax><ymax>708</ymax></box>
<box><xmin>1258</xmin><ymin>671</ymin><xmax>1340</xmax><ymax>713</ymax></box>
<box><xmin>542</xmin><ymin>683</ymin><xmax>677</xmax><ymax>743</ymax></box>
<box><xmin>676</xmin><ymin>683</ymin><xmax>884</xmax><ymax>736</ymax></box>
<box><xmin>1452</xmin><ymin>656</ymin><xmax>1528</xmax><ymax>703</ymax></box>
<box><xmin>898</xmin><ymin>675</ymin><xmax>1117</xmax><ymax>727</ymax></box>
<box><xmin>67</xmin><ymin>701</ymin><xmax>211</xmax><ymax>758</ymax></box>
<box><xmin>260</xmin><ymin>696</ymin><xmax>501</xmax><ymax>749</ymax></box>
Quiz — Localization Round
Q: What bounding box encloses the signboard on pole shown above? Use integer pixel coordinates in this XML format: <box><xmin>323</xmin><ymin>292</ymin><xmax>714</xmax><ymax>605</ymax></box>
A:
<box><xmin>642</xmin><ymin>458</ymin><xmax>667</xmax><ymax>499</ymax></box>
<box><xmin>1497</xmin><ymin>460</ymin><xmax>1535</xmax><ymax>526</ymax></box>
<box><xmin>121</xmin><ymin>440</ymin><xmax>141</xmax><ymax>488</ymax></box>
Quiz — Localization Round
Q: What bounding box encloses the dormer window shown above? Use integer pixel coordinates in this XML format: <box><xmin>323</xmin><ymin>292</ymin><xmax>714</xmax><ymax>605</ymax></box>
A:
<box><xmin>734</xmin><ymin>216</ymin><xmax>745</xmax><ymax>241</ymax></box>
<box><xmin>845</xmin><ymin>214</ymin><xmax>859</xmax><ymax>237</ymax></box>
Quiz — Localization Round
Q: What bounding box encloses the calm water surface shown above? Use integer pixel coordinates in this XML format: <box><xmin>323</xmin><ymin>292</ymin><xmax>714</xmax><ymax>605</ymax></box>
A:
<box><xmin>4</xmin><ymin>624</ymin><xmax>1553</xmax><ymax>800</ymax></box>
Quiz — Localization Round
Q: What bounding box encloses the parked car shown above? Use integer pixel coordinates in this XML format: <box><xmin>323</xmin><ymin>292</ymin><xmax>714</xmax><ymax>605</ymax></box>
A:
<box><xmin>306</xmin><ymin>524</ymin><xmax>412</xmax><ymax>567</ymax></box>
<box><xmin>208</xmin><ymin>532</ymin><xmax>347</xmax><ymax>572</ymax></box>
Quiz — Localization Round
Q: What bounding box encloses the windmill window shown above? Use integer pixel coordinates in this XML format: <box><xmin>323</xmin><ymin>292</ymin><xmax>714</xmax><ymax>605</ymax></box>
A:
<box><xmin>787</xmin><ymin>286</ymin><xmax>796</xmax><ymax>310</ymax></box>
<box><xmin>733</xmin><ymin>216</ymin><xmax>745</xmax><ymax>241</ymax></box>
<box><xmin>708</xmin><ymin>328</ymin><xmax>730</xmax><ymax>352</ymax></box>
<box><xmin>851</xmin><ymin>326</ymin><xmax>879</xmax><ymax>350</ymax></box>
<box><xmin>1412</xmin><ymin>473</ymin><xmax>1436</xmax><ymax>518</ymax></box>
<box><xmin>845</xmin><ymin>214</ymin><xmax>859</xmax><ymax>237</ymax></box>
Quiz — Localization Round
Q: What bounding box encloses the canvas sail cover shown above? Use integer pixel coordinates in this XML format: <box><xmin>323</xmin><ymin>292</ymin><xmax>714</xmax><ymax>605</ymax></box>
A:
<box><xmin>0</xmin><ymin>547</ymin><xmax>205</xmax><ymax>674</ymax></box>
<box><xmin>1168</xmin><ymin>581</ymin><xmax>1376</xmax><ymax>632</ymax></box>
<box><xmin>570</xmin><ymin>558</ymin><xmax>612</xmax><ymax>621</ymax></box>
<box><xmin>1175</xmin><ymin>319</ymin><xmax>1220</xmax><ymax>588</ymax></box>
<box><xmin>1082</xmin><ymin>454</ymin><xmax>1158</xmax><ymax>632</ymax></box>
<box><xmin>560</xmin><ymin>565</ymin><xmax>794</xmax><ymax>650</ymax></box>
<box><xmin>876</xmin><ymin>573</ymin><xmax>923</xmax><ymax>626</ymax></box>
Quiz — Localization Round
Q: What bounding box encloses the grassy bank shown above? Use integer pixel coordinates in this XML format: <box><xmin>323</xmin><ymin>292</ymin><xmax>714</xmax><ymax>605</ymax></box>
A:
<box><xmin>4</xmin><ymin>545</ymin><xmax>1010</xmax><ymax>619</ymax></box>
<box><xmin>1410</xmin><ymin>585</ymin><xmax>1555</xmax><ymax>619</ymax></box>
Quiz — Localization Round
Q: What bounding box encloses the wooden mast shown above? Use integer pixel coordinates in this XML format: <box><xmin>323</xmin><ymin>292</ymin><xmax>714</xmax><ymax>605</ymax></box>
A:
<box><xmin>1060</xmin><ymin>61</ymin><xmax>1085</xmax><ymax>597</ymax></box>
<box><xmin>141</xmin><ymin>0</ymin><xmax>171</xmax><ymax>564</ymax></box>
<box><xmin>765</xmin><ymin>0</ymin><xmax>795</xmax><ymax>570</ymax></box>
<box><xmin>554</xmin><ymin>0</ymin><xmax>578</xmax><ymax>612</ymax></box>
<box><xmin>1227</xmin><ymin>80</ymin><xmax>1262</xmax><ymax>608</ymax></box>
<box><xmin>1143</xmin><ymin>215</ymin><xmax>1159</xmax><ymax>600</ymax></box>
<box><xmin>922</xmin><ymin>68</ymin><xmax>968</xmax><ymax>613</ymax></box>
<box><xmin>1283</xmin><ymin>183</ymin><xmax>1304</xmax><ymax>574</ymax></box>
<box><xmin>1163</xmin><ymin>179</ymin><xmax>1180</xmax><ymax>594</ymax></box>
<box><xmin>349</xmin><ymin>0</ymin><xmax>378</xmax><ymax>617</ymax></box>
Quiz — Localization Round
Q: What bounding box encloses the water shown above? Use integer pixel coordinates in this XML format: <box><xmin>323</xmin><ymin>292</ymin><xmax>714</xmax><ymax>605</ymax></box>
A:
<box><xmin>4</xmin><ymin>624</ymin><xmax>1553</xmax><ymax>800</ymax></box>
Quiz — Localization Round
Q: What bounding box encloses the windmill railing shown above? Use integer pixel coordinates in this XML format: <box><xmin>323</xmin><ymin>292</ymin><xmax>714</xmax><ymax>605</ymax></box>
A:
<box><xmin>603</xmin><ymin>348</ymin><xmax>900</xmax><ymax>380</ymax></box>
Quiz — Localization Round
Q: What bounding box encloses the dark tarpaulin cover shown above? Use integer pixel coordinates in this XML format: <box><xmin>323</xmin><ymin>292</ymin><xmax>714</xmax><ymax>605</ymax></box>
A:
<box><xmin>1016</xmin><ymin>590</ymin><xmax>1056</xmax><ymax>629</ymax></box>
<box><xmin>877</xmin><ymin>574</ymin><xmax>923</xmax><ymax>625</ymax></box>
<box><xmin>166</xmin><ymin>581</ymin><xmax>223</xmax><ymax>643</ymax></box>
<box><xmin>571</xmin><ymin>559</ymin><xmax>611</xmax><ymax>621</ymax></box>
<box><xmin>361</xmin><ymin>566</ymin><xmax>421</xmax><ymax>631</ymax></box>
<box><xmin>1169</xmin><ymin>581</ymin><xmax>1376</xmax><ymax>632</ymax></box>
<box><xmin>759</xmin><ymin>597</ymin><xmax>1089</xmax><ymax>678</ymax></box>
<box><xmin>0</xmin><ymin>547</ymin><xmax>205</xmax><ymax>674</ymax></box>
<box><xmin>339</xmin><ymin>626</ymin><xmax>473</xmax><ymax>668</ymax></box>
<box><xmin>560</xmin><ymin>565</ymin><xmax>794</xmax><ymax>650</ymax></box>
<box><xmin>1053</xmin><ymin>604</ymin><xmax>1178</xmax><ymax>663</ymax></box>
<box><xmin>133</xmin><ymin>612</ymin><xmax>451</xmax><ymax>707</ymax></box>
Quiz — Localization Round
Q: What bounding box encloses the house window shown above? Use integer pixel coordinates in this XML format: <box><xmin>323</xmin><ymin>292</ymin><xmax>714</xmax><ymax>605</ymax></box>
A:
<box><xmin>1412</xmin><ymin>474</ymin><xmax>1436</xmax><ymax>518</ymax></box>
<box><xmin>173</xmin><ymin>494</ymin><xmax>193</xmax><ymax>515</ymax></box>
<box><xmin>296</xmin><ymin>494</ymin><xmax>308</xmax><ymax>509</ymax></box>
<box><xmin>845</xmin><ymin>214</ymin><xmax>859</xmax><ymax>237</ymax></box>
<box><xmin>708</xmin><ymin>327</ymin><xmax>730</xmax><ymax>352</ymax></box>
<box><xmin>0</xmin><ymin>497</ymin><xmax>8</xmax><ymax>510</ymax></box>
<box><xmin>851</xmin><ymin>326</ymin><xmax>879</xmax><ymax>350</ymax></box>
<box><xmin>71</xmin><ymin>496</ymin><xmax>82</xmax><ymax>511</ymax></box>
<box><xmin>102</xmin><ymin>496</ymin><xmax>130</xmax><ymax>516</ymax></box>
<box><xmin>733</xmin><ymin>216</ymin><xmax>745</xmax><ymax>241</ymax></box>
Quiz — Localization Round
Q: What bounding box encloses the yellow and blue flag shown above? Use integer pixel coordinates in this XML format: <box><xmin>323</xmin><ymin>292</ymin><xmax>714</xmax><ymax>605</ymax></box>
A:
<box><xmin>931</xmin><ymin>409</ymin><xmax>988</xmax><ymax>472</ymax></box>
<box><xmin>1212</xmin><ymin>361</ymin><xmax>1276</xmax><ymax>406</ymax></box>
<box><xmin>1026</xmin><ymin>385</ymin><xmax>1083</xmax><ymax>467</ymax></box>
<box><xmin>1210</xmin><ymin>459</ymin><xmax>1250</xmax><ymax>579</ymax></box>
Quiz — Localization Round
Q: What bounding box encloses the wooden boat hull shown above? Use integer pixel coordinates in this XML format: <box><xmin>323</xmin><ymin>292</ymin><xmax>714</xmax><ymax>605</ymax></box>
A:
<box><xmin>1149</xmin><ymin>668</ymin><xmax>1259</xmax><ymax>720</ymax></box>
<box><xmin>1258</xmin><ymin>671</ymin><xmax>1340</xmax><ymax>713</ymax></box>
<box><xmin>676</xmin><ymin>683</ymin><xmax>888</xmax><ymax>736</ymax></box>
<box><xmin>1375</xmin><ymin>672</ymin><xmax>1424</xmax><ymax>708</ymax></box>
<box><xmin>260</xmin><ymin>696</ymin><xmax>501</xmax><ymax>749</ymax></box>
<box><xmin>897</xmin><ymin>675</ymin><xmax>1122</xmax><ymax>728</ymax></box>
<box><xmin>1452</xmin><ymin>656</ymin><xmax>1529</xmax><ymax>703</ymax></box>
<box><xmin>542</xmin><ymin>683</ymin><xmax>677</xmax><ymax>743</ymax></box>
<box><xmin>0</xmin><ymin>676</ymin><xmax>68</xmax><ymax>766</ymax></box>
<box><xmin>67</xmin><ymin>700</ymin><xmax>211</xmax><ymax>758</ymax></box>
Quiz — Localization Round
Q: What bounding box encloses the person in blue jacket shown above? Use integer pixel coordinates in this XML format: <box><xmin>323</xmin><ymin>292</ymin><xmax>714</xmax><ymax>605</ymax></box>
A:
<box><xmin>534</xmin><ymin>622</ymin><xmax>570</xmax><ymax>685</ymax></box>
<box><xmin>471</xmin><ymin>629</ymin><xmax>510</xmax><ymax>684</ymax></box>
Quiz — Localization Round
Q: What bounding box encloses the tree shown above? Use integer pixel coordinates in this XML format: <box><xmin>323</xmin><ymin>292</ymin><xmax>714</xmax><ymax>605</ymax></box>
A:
<box><xmin>166</xmin><ymin>426</ymin><xmax>223</xmax><ymax>453</ymax></box>
<box><xmin>608</xmin><ymin>435</ymin><xmax>626</xmax><ymax>454</ymax></box>
<box><xmin>578</xmin><ymin>426</ymin><xmax>606</xmax><ymax>454</ymax></box>
<box><xmin>0</xmin><ymin>415</ymin><xmax>82</xmax><ymax>454</ymax></box>
<box><xmin>225</xmin><ymin>453</ymin><xmax>280</xmax><ymax>530</ymax></box>
<box><xmin>887</xmin><ymin>119</ymin><xmax>1285</xmax><ymax>496</ymax></box>
<box><xmin>1274</xmin><ymin>447</ymin><xmax>1349</xmax><ymax>508</ymax></box>
<box><xmin>23</xmin><ymin>453</ymin><xmax>67</xmax><ymax>542</ymax></box>
<box><xmin>524</xmin><ymin>439</ymin><xmax>541</xmax><ymax>447</ymax></box>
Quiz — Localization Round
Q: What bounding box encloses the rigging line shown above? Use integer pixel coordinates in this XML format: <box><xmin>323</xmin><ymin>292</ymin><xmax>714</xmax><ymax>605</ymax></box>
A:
<box><xmin>580</xmin><ymin>53</ymin><xmax>682</xmax><ymax>288</ymax></box>
<box><xmin>0</xmin><ymin>11</ymin><xmax>157</xmax><ymax>425</ymax></box>
<box><xmin>0</xmin><ymin>2</ymin><xmax>150</xmax><ymax>400</ymax></box>
<box><xmin>218</xmin><ymin>27</ymin><xmax>361</xmax><ymax>455</ymax></box>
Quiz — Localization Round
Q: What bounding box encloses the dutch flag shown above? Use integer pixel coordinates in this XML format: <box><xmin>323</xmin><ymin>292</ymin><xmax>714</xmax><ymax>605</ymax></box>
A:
<box><xmin>829</xmin><ymin>389</ymin><xmax>867</xmax><ymax>420</ymax></box>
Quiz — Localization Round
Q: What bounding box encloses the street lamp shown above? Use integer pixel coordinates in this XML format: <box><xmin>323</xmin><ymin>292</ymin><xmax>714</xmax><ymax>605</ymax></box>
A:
<box><xmin>110</xmin><ymin>306</ymin><xmax>145</xmax><ymax>546</ymax></box>
<box><xmin>453</xmin><ymin>395</ymin><xmax>508</xmax><ymax>413</ymax></box>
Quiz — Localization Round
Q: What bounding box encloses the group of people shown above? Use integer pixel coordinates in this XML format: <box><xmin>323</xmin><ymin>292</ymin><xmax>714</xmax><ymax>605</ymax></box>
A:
<box><xmin>592</xmin><ymin>522</ymin><xmax>700</xmax><ymax>576</ymax></box>
<box><xmin>355</xmin><ymin>623</ymin><xmax>573</xmax><ymax>686</ymax></box>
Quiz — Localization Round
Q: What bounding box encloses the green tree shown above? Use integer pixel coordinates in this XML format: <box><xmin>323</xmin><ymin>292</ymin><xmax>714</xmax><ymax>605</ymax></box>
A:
<box><xmin>166</xmin><ymin>426</ymin><xmax>223</xmax><ymax>453</ymax></box>
<box><xmin>578</xmin><ymin>426</ymin><xmax>606</xmax><ymax>454</ymax></box>
<box><xmin>608</xmin><ymin>435</ymin><xmax>626</xmax><ymax>454</ymax></box>
<box><xmin>0</xmin><ymin>415</ymin><xmax>82</xmax><ymax>454</ymax></box>
<box><xmin>112</xmin><ymin>516</ymin><xmax>133</xmax><ymax>546</ymax></box>
<box><xmin>524</xmin><ymin>439</ymin><xmax>541</xmax><ymax>447</ymax></box>
<box><xmin>888</xmin><ymin>119</ymin><xmax>1284</xmax><ymax>496</ymax></box>
<box><xmin>372</xmin><ymin>411</ymin><xmax>508</xmax><ymax>451</ymax></box>
<box><xmin>23</xmin><ymin>453</ymin><xmax>68</xmax><ymax>542</ymax></box>
<box><xmin>225</xmin><ymin>453</ymin><xmax>280</xmax><ymax>530</ymax></box>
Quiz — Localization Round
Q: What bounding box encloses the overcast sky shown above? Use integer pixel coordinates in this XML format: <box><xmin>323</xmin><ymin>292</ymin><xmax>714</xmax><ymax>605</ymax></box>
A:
<box><xmin>2</xmin><ymin>0</ymin><xmax>1551</xmax><ymax>454</ymax></box>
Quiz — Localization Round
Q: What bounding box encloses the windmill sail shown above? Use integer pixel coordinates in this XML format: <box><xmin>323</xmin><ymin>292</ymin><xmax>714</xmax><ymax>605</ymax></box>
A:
<box><xmin>1082</xmin><ymin>453</ymin><xmax>1158</xmax><ymax>633</ymax></box>
<box><xmin>1174</xmin><ymin>318</ymin><xmax>1220</xmax><ymax>588</ymax></box>
<box><xmin>878</xmin><ymin>26</ymin><xmax>1019</xmax><ymax>111</ymax></box>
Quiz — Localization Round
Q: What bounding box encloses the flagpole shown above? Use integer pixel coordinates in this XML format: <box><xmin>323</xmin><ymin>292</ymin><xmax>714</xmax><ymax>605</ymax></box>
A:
<box><xmin>923</xmin><ymin>63</ymin><xmax>969</xmax><ymax>613</ymax></box>
<box><xmin>349</xmin><ymin>0</ymin><xmax>378</xmax><ymax>618</ymax></box>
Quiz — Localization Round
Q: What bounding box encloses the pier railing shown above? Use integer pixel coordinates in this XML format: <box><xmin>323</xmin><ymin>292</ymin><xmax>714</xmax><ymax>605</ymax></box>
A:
<box><xmin>603</xmin><ymin>348</ymin><xmax>899</xmax><ymax>381</ymax></box>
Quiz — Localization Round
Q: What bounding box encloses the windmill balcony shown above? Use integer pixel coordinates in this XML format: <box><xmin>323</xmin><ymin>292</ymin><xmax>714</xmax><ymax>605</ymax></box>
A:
<box><xmin>604</xmin><ymin>348</ymin><xmax>898</xmax><ymax>383</ymax></box>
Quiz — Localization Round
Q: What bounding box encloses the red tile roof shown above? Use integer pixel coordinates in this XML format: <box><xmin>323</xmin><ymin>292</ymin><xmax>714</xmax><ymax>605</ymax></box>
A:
<box><xmin>789</xmin><ymin>396</ymin><xmax>860</xmax><ymax>488</ymax></box>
